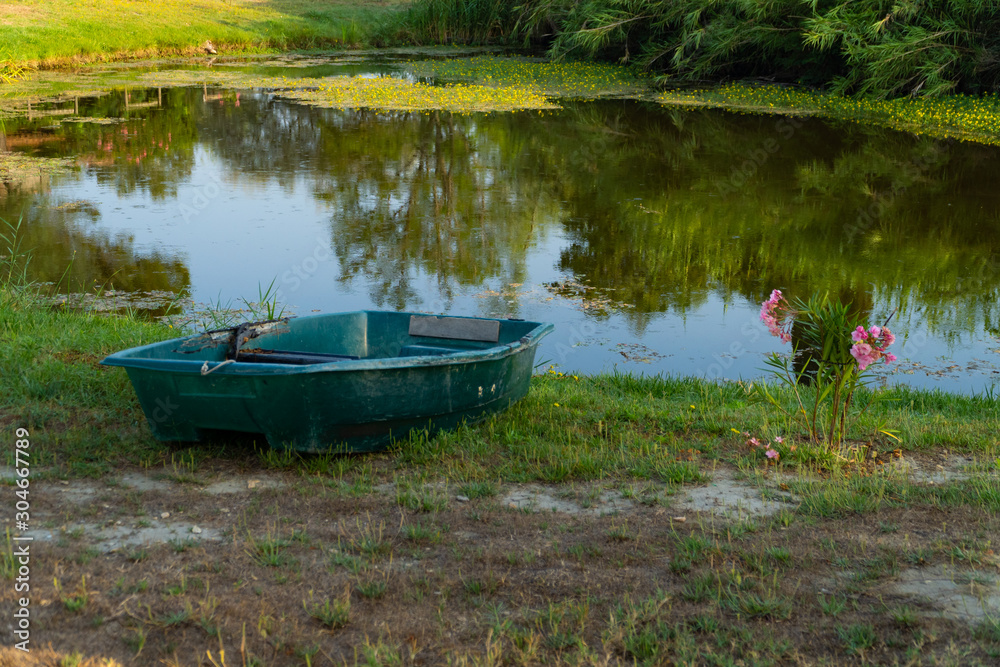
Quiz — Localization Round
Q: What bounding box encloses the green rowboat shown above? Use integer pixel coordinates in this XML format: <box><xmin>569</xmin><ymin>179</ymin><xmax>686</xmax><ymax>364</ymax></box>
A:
<box><xmin>102</xmin><ymin>311</ymin><xmax>553</xmax><ymax>452</ymax></box>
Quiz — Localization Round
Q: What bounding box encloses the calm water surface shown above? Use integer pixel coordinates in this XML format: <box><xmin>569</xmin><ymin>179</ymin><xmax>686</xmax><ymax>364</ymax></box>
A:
<box><xmin>4</xmin><ymin>56</ymin><xmax>1000</xmax><ymax>393</ymax></box>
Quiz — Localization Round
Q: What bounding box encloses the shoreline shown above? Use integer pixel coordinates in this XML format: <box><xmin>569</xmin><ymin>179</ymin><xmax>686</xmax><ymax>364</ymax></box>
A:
<box><xmin>2</xmin><ymin>295</ymin><xmax>997</xmax><ymax>475</ymax></box>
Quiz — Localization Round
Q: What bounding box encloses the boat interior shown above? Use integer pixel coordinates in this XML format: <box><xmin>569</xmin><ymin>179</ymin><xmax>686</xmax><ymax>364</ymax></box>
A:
<box><xmin>151</xmin><ymin>312</ymin><xmax>542</xmax><ymax>365</ymax></box>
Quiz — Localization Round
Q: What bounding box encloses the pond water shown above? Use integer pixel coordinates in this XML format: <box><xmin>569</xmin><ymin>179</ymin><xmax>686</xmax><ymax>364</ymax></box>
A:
<box><xmin>3</xmin><ymin>54</ymin><xmax>1000</xmax><ymax>393</ymax></box>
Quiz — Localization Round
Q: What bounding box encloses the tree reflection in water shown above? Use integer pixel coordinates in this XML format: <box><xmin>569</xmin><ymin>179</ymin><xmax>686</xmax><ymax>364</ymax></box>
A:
<box><xmin>2</xmin><ymin>86</ymin><xmax>1000</xmax><ymax>342</ymax></box>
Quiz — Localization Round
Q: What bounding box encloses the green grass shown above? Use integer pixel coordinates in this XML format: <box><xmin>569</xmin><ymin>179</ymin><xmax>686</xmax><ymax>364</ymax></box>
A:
<box><xmin>246</xmin><ymin>528</ymin><xmax>293</xmax><ymax>568</ymax></box>
<box><xmin>0</xmin><ymin>295</ymin><xmax>177</xmax><ymax>476</ymax></box>
<box><xmin>3</xmin><ymin>289</ymin><xmax>999</xmax><ymax>487</ymax></box>
<box><xmin>0</xmin><ymin>0</ymin><xmax>412</xmax><ymax>66</ymax></box>
<box><xmin>400</xmin><ymin>521</ymin><xmax>443</xmax><ymax>543</ymax></box>
<box><xmin>304</xmin><ymin>593</ymin><xmax>350</xmax><ymax>629</ymax></box>
<box><xmin>838</xmin><ymin>622</ymin><xmax>878</xmax><ymax>655</ymax></box>
<box><xmin>355</xmin><ymin>577</ymin><xmax>388</xmax><ymax>599</ymax></box>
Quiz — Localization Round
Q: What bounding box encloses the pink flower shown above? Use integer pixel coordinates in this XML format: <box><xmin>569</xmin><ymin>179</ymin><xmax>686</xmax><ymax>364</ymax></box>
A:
<box><xmin>749</xmin><ymin>437</ymin><xmax>761</xmax><ymax>448</ymax></box>
<box><xmin>851</xmin><ymin>342</ymin><xmax>872</xmax><ymax>359</ymax></box>
<box><xmin>849</xmin><ymin>324</ymin><xmax>897</xmax><ymax>371</ymax></box>
<box><xmin>851</xmin><ymin>344</ymin><xmax>875</xmax><ymax>371</ymax></box>
<box><xmin>765</xmin><ymin>449</ymin><xmax>779</xmax><ymax>460</ymax></box>
<box><xmin>760</xmin><ymin>290</ymin><xmax>793</xmax><ymax>343</ymax></box>
<box><xmin>774</xmin><ymin>436</ymin><xmax>783</xmax><ymax>444</ymax></box>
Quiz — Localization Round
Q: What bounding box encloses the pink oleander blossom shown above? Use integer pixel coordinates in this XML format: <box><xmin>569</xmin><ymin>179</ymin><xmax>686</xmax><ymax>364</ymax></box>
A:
<box><xmin>760</xmin><ymin>290</ymin><xmax>793</xmax><ymax>343</ymax></box>
<box><xmin>850</xmin><ymin>324</ymin><xmax>896</xmax><ymax>371</ymax></box>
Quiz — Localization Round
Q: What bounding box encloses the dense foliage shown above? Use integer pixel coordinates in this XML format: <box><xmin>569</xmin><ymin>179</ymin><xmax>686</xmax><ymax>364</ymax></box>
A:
<box><xmin>386</xmin><ymin>0</ymin><xmax>1000</xmax><ymax>97</ymax></box>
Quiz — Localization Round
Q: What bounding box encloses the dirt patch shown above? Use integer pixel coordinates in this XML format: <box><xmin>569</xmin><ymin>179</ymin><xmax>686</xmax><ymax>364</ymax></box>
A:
<box><xmin>671</xmin><ymin>467</ymin><xmax>795</xmax><ymax>519</ymax></box>
<box><xmin>2</xmin><ymin>464</ymin><xmax>999</xmax><ymax>665</ymax></box>
<box><xmin>883</xmin><ymin>451</ymin><xmax>977</xmax><ymax>484</ymax></box>
<box><xmin>0</xmin><ymin>5</ymin><xmax>38</xmax><ymax>25</ymax></box>
<box><xmin>27</xmin><ymin>519</ymin><xmax>224</xmax><ymax>552</ymax></box>
<box><xmin>502</xmin><ymin>484</ymin><xmax>633</xmax><ymax>516</ymax></box>
<box><xmin>893</xmin><ymin>564</ymin><xmax>1000</xmax><ymax>622</ymax></box>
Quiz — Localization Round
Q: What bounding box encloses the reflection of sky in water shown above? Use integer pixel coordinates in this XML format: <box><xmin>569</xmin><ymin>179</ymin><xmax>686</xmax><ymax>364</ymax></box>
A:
<box><xmin>7</xmin><ymin>70</ymin><xmax>1000</xmax><ymax>394</ymax></box>
<box><xmin>48</xmin><ymin>149</ymin><xmax>1000</xmax><ymax>395</ymax></box>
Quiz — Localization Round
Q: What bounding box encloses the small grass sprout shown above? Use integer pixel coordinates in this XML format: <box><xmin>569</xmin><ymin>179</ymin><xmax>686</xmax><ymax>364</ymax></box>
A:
<box><xmin>304</xmin><ymin>590</ymin><xmax>351</xmax><ymax>629</ymax></box>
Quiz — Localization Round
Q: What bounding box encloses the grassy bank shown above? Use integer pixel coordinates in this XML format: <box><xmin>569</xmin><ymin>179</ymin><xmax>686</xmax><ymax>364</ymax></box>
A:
<box><xmin>660</xmin><ymin>83</ymin><xmax>1000</xmax><ymax>147</ymax></box>
<box><xmin>2</xmin><ymin>291</ymin><xmax>998</xmax><ymax>479</ymax></box>
<box><xmin>2</xmin><ymin>293</ymin><xmax>1000</xmax><ymax>664</ymax></box>
<box><xmin>0</xmin><ymin>0</ymin><xmax>411</xmax><ymax>67</ymax></box>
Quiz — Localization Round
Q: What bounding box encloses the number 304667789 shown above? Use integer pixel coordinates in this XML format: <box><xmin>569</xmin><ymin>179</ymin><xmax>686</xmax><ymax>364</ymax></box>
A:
<box><xmin>15</xmin><ymin>427</ymin><xmax>29</xmax><ymax>471</ymax></box>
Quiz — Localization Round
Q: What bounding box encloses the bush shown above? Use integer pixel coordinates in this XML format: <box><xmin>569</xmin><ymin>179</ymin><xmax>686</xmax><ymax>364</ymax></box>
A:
<box><xmin>395</xmin><ymin>0</ymin><xmax>1000</xmax><ymax>98</ymax></box>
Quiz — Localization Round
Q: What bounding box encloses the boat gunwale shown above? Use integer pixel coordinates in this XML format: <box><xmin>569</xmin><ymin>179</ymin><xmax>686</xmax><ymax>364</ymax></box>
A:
<box><xmin>100</xmin><ymin>312</ymin><xmax>554</xmax><ymax>376</ymax></box>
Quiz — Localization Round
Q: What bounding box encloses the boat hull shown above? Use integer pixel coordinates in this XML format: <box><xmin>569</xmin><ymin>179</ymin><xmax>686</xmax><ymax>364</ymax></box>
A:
<box><xmin>102</xmin><ymin>311</ymin><xmax>553</xmax><ymax>452</ymax></box>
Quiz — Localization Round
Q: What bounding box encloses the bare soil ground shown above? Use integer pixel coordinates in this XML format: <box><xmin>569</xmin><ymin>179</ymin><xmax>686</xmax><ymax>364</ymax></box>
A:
<box><xmin>2</xmin><ymin>451</ymin><xmax>999</xmax><ymax>666</ymax></box>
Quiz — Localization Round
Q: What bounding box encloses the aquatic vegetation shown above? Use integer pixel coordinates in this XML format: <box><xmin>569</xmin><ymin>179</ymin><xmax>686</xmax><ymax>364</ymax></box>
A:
<box><xmin>403</xmin><ymin>56</ymin><xmax>648</xmax><ymax>99</ymax></box>
<box><xmin>0</xmin><ymin>152</ymin><xmax>78</xmax><ymax>184</ymax></box>
<box><xmin>660</xmin><ymin>84</ymin><xmax>1000</xmax><ymax>146</ymax></box>
<box><xmin>59</xmin><ymin>116</ymin><xmax>124</xmax><ymax>125</ymax></box>
<box><xmin>135</xmin><ymin>55</ymin><xmax>650</xmax><ymax>112</ymax></box>
<box><xmin>139</xmin><ymin>55</ymin><xmax>648</xmax><ymax>113</ymax></box>
<box><xmin>4</xmin><ymin>57</ymin><xmax>998</xmax><ymax>144</ymax></box>
<box><xmin>133</xmin><ymin>69</ymin><xmax>557</xmax><ymax>112</ymax></box>
<box><xmin>286</xmin><ymin>75</ymin><xmax>557</xmax><ymax>113</ymax></box>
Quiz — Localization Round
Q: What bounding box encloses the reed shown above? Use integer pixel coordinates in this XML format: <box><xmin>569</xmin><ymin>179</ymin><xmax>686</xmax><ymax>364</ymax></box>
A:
<box><xmin>374</xmin><ymin>0</ymin><xmax>523</xmax><ymax>45</ymax></box>
<box><xmin>394</xmin><ymin>0</ymin><xmax>1000</xmax><ymax>98</ymax></box>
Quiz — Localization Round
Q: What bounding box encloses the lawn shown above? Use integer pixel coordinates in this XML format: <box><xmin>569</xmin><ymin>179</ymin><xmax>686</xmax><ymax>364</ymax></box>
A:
<box><xmin>0</xmin><ymin>0</ymin><xmax>412</xmax><ymax>66</ymax></box>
